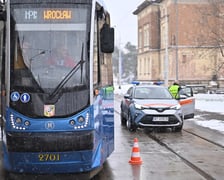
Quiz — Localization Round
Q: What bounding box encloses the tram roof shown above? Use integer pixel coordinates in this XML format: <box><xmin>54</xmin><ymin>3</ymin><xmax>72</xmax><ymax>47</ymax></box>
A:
<box><xmin>2</xmin><ymin>0</ymin><xmax>110</xmax><ymax>17</ymax></box>
<box><xmin>5</xmin><ymin>0</ymin><xmax>107</xmax><ymax>6</ymax></box>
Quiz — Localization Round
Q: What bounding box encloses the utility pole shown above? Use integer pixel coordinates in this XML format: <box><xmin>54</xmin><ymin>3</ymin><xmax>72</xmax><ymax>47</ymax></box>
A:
<box><xmin>175</xmin><ymin>0</ymin><xmax>179</xmax><ymax>81</ymax></box>
<box><xmin>118</xmin><ymin>46</ymin><xmax>122</xmax><ymax>89</ymax></box>
<box><xmin>164</xmin><ymin>5</ymin><xmax>169</xmax><ymax>87</ymax></box>
<box><xmin>118</xmin><ymin>33</ymin><xmax>122</xmax><ymax>89</ymax></box>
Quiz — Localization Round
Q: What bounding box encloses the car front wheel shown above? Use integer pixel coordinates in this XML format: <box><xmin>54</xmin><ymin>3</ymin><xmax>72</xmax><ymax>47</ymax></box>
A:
<box><xmin>172</xmin><ymin>125</ymin><xmax>183</xmax><ymax>132</ymax></box>
<box><xmin>127</xmin><ymin>111</ymin><xmax>137</xmax><ymax>132</ymax></box>
<box><xmin>120</xmin><ymin>112</ymin><xmax>127</xmax><ymax>126</ymax></box>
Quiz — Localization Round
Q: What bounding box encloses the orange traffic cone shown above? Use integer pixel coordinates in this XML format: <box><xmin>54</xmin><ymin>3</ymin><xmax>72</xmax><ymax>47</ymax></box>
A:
<box><xmin>129</xmin><ymin>138</ymin><xmax>143</xmax><ymax>165</ymax></box>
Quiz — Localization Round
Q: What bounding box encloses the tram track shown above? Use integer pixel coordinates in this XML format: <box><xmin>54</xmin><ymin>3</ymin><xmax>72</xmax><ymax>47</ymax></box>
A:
<box><xmin>183</xmin><ymin>129</ymin><xmax>224</xmax><ymax>149</ymax></box>
<box><xmin>143</xmin><ymin>125</ymin><xmax>224</xmax><ymax>180</ymax></box>
<box><xmin>147</xmin><ymin>132</ymin><xmax>216</xmax><ymax>180</ymax></box>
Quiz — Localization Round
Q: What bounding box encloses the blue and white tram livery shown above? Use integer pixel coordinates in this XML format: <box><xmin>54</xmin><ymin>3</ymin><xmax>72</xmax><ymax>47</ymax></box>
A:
<box><xmin>0</xmin><ymin>0</ymin><xmax>114</xmax><ymax>177</ymax></box>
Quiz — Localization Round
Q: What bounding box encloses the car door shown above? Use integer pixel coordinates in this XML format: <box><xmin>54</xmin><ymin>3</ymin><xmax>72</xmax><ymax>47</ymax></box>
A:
<box><xmin>122</xmin><ymin>87</ymin><xmax>133</xmax><ymax>119</ymax></box>
<box><xmin>178</xmin><ymin>87</ymin><xmax>195</xmax><ymax>119</ymax></box>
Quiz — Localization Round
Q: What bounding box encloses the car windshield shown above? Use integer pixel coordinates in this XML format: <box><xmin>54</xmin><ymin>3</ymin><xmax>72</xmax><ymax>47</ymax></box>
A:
<box><xmin>134</xmin><ymin>86</ymin><xmax>173</xmax><ymax>99</ymax></box>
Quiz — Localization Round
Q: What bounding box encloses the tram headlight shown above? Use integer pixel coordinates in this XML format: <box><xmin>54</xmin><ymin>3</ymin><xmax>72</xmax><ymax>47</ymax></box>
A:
<box><xmin>78</xmin><ymin>116</ymin><xmax>85</xmax><ymax>124</ymax></box>
<box><xmin>73</xmin><ymin>112</ymin><xmax>90</xmax><ymax>129</ymax></box>
<box><xmin>24</xmin><ymin>120</ymin><xmax>31</xmax><ymax>126</ymax></box>
<box><xmin>69</xmin><ymin>120</ymin><xmax>76</xmax><ymax>125</ymax></box>
<box><xmin>15</xmin><ymin>117</ymin><xmax>22</xmax><ymax>124</ymax></box>
<box><xmin>9</xmin><ymin>113</ymin><xmax>26</xmax><ymax>130</ymax></box>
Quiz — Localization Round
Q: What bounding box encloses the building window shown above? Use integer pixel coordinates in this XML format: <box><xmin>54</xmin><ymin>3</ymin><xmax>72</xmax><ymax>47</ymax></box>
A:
<box><xmin>148</xmin><ymin>57</ymin><xmax>151</xmax><ymax>75</ymax></box>
<box><xmin>171</xmin><ymin>34</ymin><xmax>176</xmax><ymax>45</ymax></box>
<box><xmin>141</xmin><ymin>58</ymin><xmax>143</xmax><ymax>75</ymax></box>
<box><xmin>161</xmin><ymin>26</ymin><xmax>165</xmax><ymax>48</ymax></box>
<box><xmin>182</xmin><ymin>54</ymin><xmax>187</xmax><ymax>63</ymax></box>
<box><xmin>144</xmin><ymin>58</ymin><xmax>147</xmax><ymax>74</ymax></box>
<box><xmin>139</xmin><ymin>28</ymin><xmax>142</xmax><ymax>49</ymax></box>
<box><xmin>143</xmin><ymin>25</ymin><xmax>149</xmax><ymax>47</ymax></box>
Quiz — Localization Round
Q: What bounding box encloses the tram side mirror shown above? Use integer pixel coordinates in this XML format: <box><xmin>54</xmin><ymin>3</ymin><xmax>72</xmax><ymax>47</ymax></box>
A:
<box><xmin>100</xmin><ymin>23</ymin><xmax>114</xmax><ymax>53</ymax></box>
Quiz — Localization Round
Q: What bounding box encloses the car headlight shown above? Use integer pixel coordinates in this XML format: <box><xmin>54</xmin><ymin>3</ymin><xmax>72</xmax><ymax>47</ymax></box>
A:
<box><xmin>134</xmin><ymin>103</ymin><xmax>143</xmax><ymax>110</ymax></box>
<box><xmin>170</xmin><ymin>104</ymin><xmax>181</xmax><ymax>110</ymax></box>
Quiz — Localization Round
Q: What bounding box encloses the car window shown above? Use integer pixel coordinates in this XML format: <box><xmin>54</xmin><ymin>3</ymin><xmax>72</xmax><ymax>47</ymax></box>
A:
<box><xmin>134</xmin><ymin>88</ymin><xmax>149</xmax><ymax>99</ymax></box>
<box><xmin>179</xmin><ymin>87</ymin><xmax>193</xmax><ymax>97</ymax></box>
<box><xmin>134</xmin><ymin>87</ymin><xmax>172</xmax><ymax>99</ymax></box>
<box><xmin>127</xmin><ymin>87</ymin><xmax>133</xmax><ymax>96</ymax></box>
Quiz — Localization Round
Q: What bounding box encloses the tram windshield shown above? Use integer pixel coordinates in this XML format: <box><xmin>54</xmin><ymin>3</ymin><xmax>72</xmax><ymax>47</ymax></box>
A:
<box><xmin>11</xmin><ymin>5</ymin><xmax>90</xmax><ymax>94</ymax></box>
<box><xmin>8</xmin><ymin>4</ymin><xmax>91</xmax><ymax>117</ymax></box>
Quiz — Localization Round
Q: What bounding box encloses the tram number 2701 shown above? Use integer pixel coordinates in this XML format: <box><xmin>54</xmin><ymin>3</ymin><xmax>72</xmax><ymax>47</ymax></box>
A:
<box><xmin>38</xmin><ymin>153</ymin><xmax>60</xmax><ymax>161</ymax></box>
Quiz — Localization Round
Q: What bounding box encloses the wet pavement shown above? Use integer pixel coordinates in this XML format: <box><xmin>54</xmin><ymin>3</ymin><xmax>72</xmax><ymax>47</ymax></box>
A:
<box><xmin>95</xmin><ymin>113</ymin><xmax>208</xmax><ymax>180</ymax></box>
<box><xmin>0</xmin><ymin>97</ymin><xmax>224</xmax><ymax>180</ymax></box>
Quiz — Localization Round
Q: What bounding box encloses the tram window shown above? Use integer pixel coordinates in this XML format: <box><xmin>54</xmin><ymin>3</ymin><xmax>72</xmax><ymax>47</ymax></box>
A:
<box><xmin>14</xmin><ymin>41</ymin><xmax>25</xmax><ymax>69</ymax></box>
<box><xmin>93</xmin><ymin>11</ymin><xmax>99</xmax><ymax>85</ymax></box>
<box><xmin>93</xmin><ymin>5</ymin><xmax>114</xmax><ymax>88</ymax></box>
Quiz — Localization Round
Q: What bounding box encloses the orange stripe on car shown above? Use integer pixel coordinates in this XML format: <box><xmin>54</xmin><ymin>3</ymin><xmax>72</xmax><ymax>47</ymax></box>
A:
<box><xmin>179</xmin><ymin>98</ymin><xmax>194</xmax><ymax>105</ymax></box>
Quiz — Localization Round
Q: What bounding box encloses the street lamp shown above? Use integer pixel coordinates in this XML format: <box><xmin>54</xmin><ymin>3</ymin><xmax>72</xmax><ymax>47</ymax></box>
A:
<box><xmin>116</xmin><ymin>28</ymin><xmax>122</xmax><ymax>89</ymax></box>
<box><xmin>118</xmin><ymin>44</ymin><xmax>122</xmax><ymax>89</ymax></box>
<box><xmin>175</xmin><ymin>0</ymin><xmax>179</xmax><ymax>81</ymax></box>
<box><xmin>148</xmin><ymin>0</ymin><xmax>169</xmax><ymax>87</ymax></box>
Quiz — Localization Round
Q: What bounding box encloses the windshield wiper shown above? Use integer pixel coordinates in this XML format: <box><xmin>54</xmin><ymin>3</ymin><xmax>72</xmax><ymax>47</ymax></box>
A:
<box><xmin>48</xmin><ymin>44</ymin><xmax>85</xmax><ymax>100</ymax></box>
<box><xmin>29</xmin><ymin>50</ymin><xmax>46</xmax><ymax>68</ymax></box>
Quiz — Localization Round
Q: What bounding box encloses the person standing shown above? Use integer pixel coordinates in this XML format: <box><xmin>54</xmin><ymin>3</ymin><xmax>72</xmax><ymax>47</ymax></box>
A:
<box><xmin>169</xmin><ymin>81</ymin><xmax>181</xmax><ymax>99</ymax></box>
<box><xmin>48</xmin><ymin>45</ymin><xmax>75</xmax><ymax>67</ymax></box>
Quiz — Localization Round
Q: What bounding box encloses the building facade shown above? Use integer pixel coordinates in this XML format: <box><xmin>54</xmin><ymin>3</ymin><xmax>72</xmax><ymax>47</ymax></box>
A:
<box><xmin>133</xmin><ymin>0</ymin><xmax>224</xmax><ymax>87</ymax></box>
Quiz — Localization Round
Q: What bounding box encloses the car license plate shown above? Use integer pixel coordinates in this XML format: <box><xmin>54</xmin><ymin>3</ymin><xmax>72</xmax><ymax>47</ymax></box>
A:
<box><xmin>38</xmin><ymin>153</ymin><xmax>60</xmax><ymax>162</ymax></box>
<box><xmin>153</xmin><ymin>117</ymin><xmax>169</xmax><ymax>122</ymax></box>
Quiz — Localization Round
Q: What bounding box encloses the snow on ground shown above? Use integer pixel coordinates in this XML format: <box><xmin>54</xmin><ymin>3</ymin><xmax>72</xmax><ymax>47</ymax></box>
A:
<box><xmin>193</xmin><ymin>93</ymin><xmax>224</xmax><ymax>133</ymax></box>
<box><xmin>115</xmin><ymin>84</ymin><xmax>224</xmax><ymax>134</ymax></box>
<box><xmin>195</xmin><ymin>120</ymin><xmax>224</xmax><ymax>133</ymax></box>
<box><xmin>195</xmin><ymin>93</ymin><xmax>224</xmax><ymax>114</ymax></box>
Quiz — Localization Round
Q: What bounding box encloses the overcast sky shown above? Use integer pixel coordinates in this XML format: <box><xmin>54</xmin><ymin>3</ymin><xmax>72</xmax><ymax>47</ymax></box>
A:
<box><xmin>104</xmin><ymin>0</ymin><xmax>143</xmax><ymax>47</ymax></box>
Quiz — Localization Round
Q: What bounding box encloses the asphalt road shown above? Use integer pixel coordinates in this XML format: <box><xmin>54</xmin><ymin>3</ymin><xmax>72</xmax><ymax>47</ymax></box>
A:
<box><xmin>0</xmin><ymin>97</ymin><xmax>224</xmax><ymax>180</ymax></box>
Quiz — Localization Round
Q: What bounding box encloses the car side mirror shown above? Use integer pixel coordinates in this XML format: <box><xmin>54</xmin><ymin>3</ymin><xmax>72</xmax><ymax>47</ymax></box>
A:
<box><xmin>124</xmin><ymin>94</ymin><xmax>130</xmax><ymax>99</ymax></box>
<box><xmin>178</xmin><ymin>94</ymin><xmax>187</xmax><ymax>99</ymax></box>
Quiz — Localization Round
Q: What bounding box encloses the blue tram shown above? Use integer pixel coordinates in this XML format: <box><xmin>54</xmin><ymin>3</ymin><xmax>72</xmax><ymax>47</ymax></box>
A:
<box><xmin>0</xmin><ymin>0</ymin><xmax>114</xmax><ymax>177</ymax></box>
